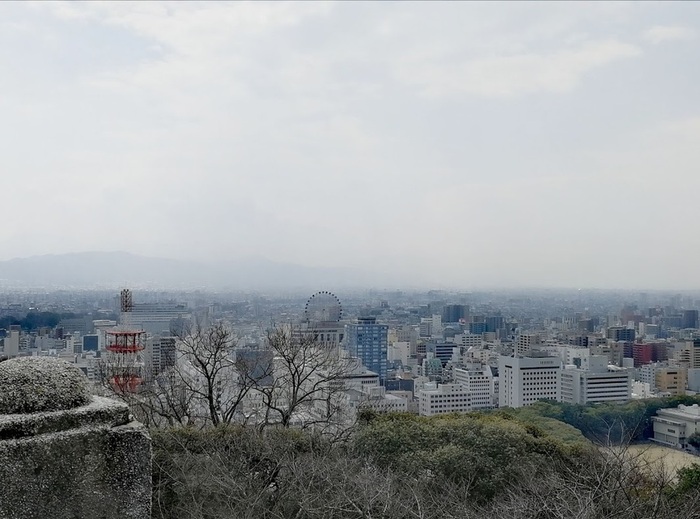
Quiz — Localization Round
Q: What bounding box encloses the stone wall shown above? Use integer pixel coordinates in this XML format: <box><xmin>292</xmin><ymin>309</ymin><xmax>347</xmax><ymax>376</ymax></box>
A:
<box><xmin>0</xmin><ymin>358</ymin><xmax>151</xmax><ymax>519</ymax></box>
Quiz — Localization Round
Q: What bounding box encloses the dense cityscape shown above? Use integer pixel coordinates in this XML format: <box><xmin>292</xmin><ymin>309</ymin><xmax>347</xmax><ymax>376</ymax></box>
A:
<box><xmin>2</xmin><ymin>284</ymin><xmax>700</xmax><ymax>448</ymax></box>
<box><xmin>3</xmin><ymin>1</ymin><xmax>700</xmax><ymax>517</ymax></box>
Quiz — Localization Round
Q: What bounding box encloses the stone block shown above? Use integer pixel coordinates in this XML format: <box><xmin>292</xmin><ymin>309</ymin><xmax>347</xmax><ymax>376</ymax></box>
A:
<box><xmin>0</xmin><ymin>358</ymin><xmax>151</xmax><ymax>519</ymax></box>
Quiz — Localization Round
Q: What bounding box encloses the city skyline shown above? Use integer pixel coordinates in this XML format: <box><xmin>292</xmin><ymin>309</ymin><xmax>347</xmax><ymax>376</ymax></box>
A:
<box><xmin>2</xmin><ymin>2</ymin><xmax>699</xmax><ymax>289</ymax></box>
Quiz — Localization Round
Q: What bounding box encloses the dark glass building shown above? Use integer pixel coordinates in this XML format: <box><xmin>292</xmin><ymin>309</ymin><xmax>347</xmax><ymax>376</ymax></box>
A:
<box><xmin>345</xmin><ymin>317</ymin><xmax>389</xmax><ymax>384</ymax></box>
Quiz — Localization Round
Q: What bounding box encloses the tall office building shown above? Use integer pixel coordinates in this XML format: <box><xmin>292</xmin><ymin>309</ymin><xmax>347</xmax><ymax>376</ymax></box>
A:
<box><xmin>345</xmin><ymin>317</ymin><xmax>389</xmax><ymax>384</ymax></box>
<box><xmin>123</xmin><ymin>302</ymin><xmax>190</xmax><ymax>337</ymax></box>
<box><xmin>632</xmin><ymin>343</ymin><xmax>651</xmax><ymax>367</ymax></box>
<box><xmin>454</xmin><ymin>365</ymin><xmax>496</xmax><ymax>409</ymax></box>
<box><xmin>58</xmin><ymin>317</ymin><xmax>93</xmax><ymax>336</ymax></box>
<box><xmin>637</xmin><ymin>363</ymin><xmax>660</xmax><ymax>392</ymax></box>
<box><xmin>396</xmin><ymin>326</ymin><xmax>418</xmax><ymax>353</ymax></box>
<box><xmin>498</xmin><ymin>353</ymin><xmax>561</xmax><ymax>408</ymax></box>
<box><xmin>469</xmin><ymin>322</ymin><xmax>488</xmax><ymax>335</ymax></box>
<box><xmin>607</xmin><ymin>327</ymin><xmax>635</xmax><ymax>342</ymax></box>
<box><xmin>425</xmin><ymin>341</ymin><xmax>458</xmax><ymax>366</ymax></box>
<box><xmin>560</xmin><ymin>356</ymin><xmax>631</xmax><ymax>405</ymax></box>
<box><xmin>3</xmin><ymin>329</ymin><xmax>20</xmax><ymax>357</ymax></box>
<box><xmin>682</xmin><ymin>310</ymin><xmax>699</xmax><ymax>329</ymax></box>
<box><xmin>235</xmin><ymin>347</ymin><xmax>274</xmax><ymax>387</ymax></box>
<box><xmin>676</xmin><ymin>339</ymin><xmax>700</xmax><ymax>369</ymax></box>
<box><xmin>419</xmin><ymin>315</ymin><xmax>443</xmax><ymax>338</ymax></box>
<box><xmin>516</xmin><ymin>333</ymin><xmax>541</xmax><ymax>356</ymax></box>
<box><xmin>442</xmin><ymin>305</ymin><xmax>468</xmax><ymax>324</ymax></box>
<box><xmin>146</xmin><ymin>336</ymin><xmax>177</xmax><ymax>378</ymax></box>
<box><xmin>484</xmin><ymin>315</ymin><xmax>504</xmax><ymax>334</ymax></box>
<box><xmin>82</xmin><ymin>334</ymin><xmax>99</xmax><ymax>352</ymax></box>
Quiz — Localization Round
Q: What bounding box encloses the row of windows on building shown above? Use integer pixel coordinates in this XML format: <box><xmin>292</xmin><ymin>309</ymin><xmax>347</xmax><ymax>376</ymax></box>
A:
<box><xmin>426</xmin><ymin>398</ymin><xmax>471</xmax><ymax>404</ymax></box>
<box><xmin>429</xmin><ymin>403</ymin><xmax>470</xmax><ymax>409</ymax></box>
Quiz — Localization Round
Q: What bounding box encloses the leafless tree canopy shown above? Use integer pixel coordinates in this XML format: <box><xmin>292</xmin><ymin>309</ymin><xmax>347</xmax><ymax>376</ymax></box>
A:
<box><xmin>173</xmin><ymin>320</ymin><xmax>261</xmax><ymax>427</ymax></box>
<box><xmin>100</xmin><ymin>322</ymin><xmax>354</xmax><ymax>432</ymax></box>
<box><xmin>253</xmin><ymin>326</ymin><xmax>353</xmax><ymax>430</ymax></box>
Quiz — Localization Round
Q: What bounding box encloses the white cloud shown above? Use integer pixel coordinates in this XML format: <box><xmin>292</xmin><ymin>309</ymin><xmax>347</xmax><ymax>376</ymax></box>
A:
<box><xmin>644</xmin><ymin>25</ymin><xmax>696</xmax><ymax>44</ymax></box>
<box><xmin>658</xmin><ymin>116</ymin><xmax>700</xmax><ymax>137</ymax></box>
<box><xmin>2</xmin><ymin>2</ymin><xmax>700</xmax><ymax>288</ymax></box>
<box><xmin>395</xmin><ymin>39</ymin><xmax>641</xmax><ymax>98</ymax></box>
<box><xmin>42</xmin><ymin>1</ymin><xmax>333</xmax><ymax>52</ymax></box>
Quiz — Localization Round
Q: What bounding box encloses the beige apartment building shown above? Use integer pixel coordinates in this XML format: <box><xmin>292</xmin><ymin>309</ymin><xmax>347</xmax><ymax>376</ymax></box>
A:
<box><xmin>655</xmin><ymin>367</ymin><xmax>687</xmax><ymax>395</ymax></box>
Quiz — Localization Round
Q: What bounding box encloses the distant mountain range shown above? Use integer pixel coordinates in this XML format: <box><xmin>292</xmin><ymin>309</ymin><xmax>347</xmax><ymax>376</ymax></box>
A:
<box><xmin>0</xmin><ymin>252</ymin><xmax>395</xmax><ymax>290</ymax></box>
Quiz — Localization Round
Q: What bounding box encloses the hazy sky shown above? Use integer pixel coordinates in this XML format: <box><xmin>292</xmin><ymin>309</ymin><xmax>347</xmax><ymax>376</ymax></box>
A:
<box><xmin>1</xmin><ymin>2</ymin><xmax>699</xmax><ymax>289</ymax></box>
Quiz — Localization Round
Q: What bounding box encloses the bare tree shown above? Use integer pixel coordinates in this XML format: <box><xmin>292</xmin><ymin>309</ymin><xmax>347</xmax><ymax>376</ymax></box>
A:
<box><xmin>172</xmin><ymin>319</ymin><xmax>262</xmax><ymax>427</ymax></box>
<box><xmin>99</xmin><ymin>320</ymin><xmax>266</xmax><ymax>428</ymax></box>
<box><xmin>96</xmin><ymin>339</ymin><xmax>195</xmax><ymax>428</ymax></box>
<box><xmin>483</xmin><ymin>435</ymin><xmax>693</xmax><ymax>519</ymax></box>
<box><xmin>142</xmin><ymin>367</ymin><xmax>198</xmax><ymax>427</ymax></box>
<box><xmin>253</xmin><ymin>325</ymin><xmax>352</xmax><ymax>431</ymax></box>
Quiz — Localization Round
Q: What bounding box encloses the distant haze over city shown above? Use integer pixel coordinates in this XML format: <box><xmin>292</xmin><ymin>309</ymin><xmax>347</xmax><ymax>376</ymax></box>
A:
<box><xmin>0</xmin><ymin>252</ymin><xmax>390</xmax><ymax>291</ymax></box>
<box><xmin>0</xmin><ymin>252</ymin><xmax>698</xmax><ymax>292</ymax></box>
<box><xmin>2</xmin><ymin>3</ymin><xmax>699</xmax><ymax>289</ymax></box>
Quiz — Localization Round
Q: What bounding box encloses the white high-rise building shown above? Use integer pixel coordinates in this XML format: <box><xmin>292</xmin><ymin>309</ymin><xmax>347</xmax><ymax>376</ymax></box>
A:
<box><xmin>388</xmin><ymin>341</ymin><xmax>411</xmax><ymax>366</ymax></box>
<box><xmin>145</xmin><ymin>336</ymin><xmax>177</xmax><ymax>379</ymax></box>
<box><xmin>419</xmin><ymin>315</ymin><xmax>443</xmax><ymax>339</ymax></box>
<box><xmin>637</xmin><ymin>362</ymin><xmax>660</xmax><ymax>392</ymax></box>
<box><xmin>454</xmin><ymin>365</ymin><xmax>496</xmax><ymax>409</ymax></box>
<box><xmin>430</xmin><ymin>315</ymin><xmax>443</xmax><ymax>339</ymax></box>
<box><xmin>122</xmin><ymin>302</ymin><xmax>190</xmax><ymax>337</ymax></box>
<box><xmin>560</xmin><ymin>356</ymin><xmax>631</xmax><ymax>405</ymax></box>
<box><xmin>498</xmin><ymin>354</ymin><xmax>561</xmax><ymax>408</ymax></box>
<box><xmin>419</xmin><ymin>383</ymin><xmax>472</xmax><ymax>416</ymax></box>
<box><xmin>3</xmin><ymin>330</ymin><xmax>20</xmax><ymax>357</ymax></box>
<box><xmin>516</xmin><ymin>333</ymin><xmax>541</xmax><ymax>356</ymax></box>
<box><xmin>558</xmin><ymin>346</ymin><xmax>591</xmax><ymax>368</ymax></box>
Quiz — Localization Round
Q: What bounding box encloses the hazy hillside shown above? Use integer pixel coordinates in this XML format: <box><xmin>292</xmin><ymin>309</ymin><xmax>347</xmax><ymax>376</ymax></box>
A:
<box><xmin>0</xmin><ymin>252</ymin><xmax>386</xmax><ymax>290</ymax></box>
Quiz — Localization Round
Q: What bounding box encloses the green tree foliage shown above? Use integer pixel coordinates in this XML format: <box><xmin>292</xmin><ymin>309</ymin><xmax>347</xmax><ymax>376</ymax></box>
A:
<box><xmin>492</xmin><ymin>407</ymin><xmax>589</xmax><ymax>445</ymax></box>
<box><xmin>688</xmin><ymin>432</ymin><xmax>700</xmax><ymax>449</ymax></box>
<box><xmin>520</xmin><ymin>397</ymin><xmax>700</xmax><ymax>444</ymax></box>
<box><xmin>674</xmin><ymin>463</ymin><xmax>700</xmax><ymax>496</ymax></box>
<box><xmin>350</xmin><ymin>412</ymin><xmax>590</xmax><ymax>502</ymax></box>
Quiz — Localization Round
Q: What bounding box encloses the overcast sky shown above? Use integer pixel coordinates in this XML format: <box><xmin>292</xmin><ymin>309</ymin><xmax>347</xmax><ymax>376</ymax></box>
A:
<box><xmin>1</xmin><ymin>2</ymin><xmax>699</xmax><ymax>289</ymax></box>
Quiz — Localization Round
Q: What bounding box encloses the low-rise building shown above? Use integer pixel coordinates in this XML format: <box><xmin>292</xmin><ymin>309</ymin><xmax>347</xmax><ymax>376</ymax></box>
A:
<box><xmin>359</xmin><ymin>386</ymin><xmax>409</xmax><ymax>413</ymax></box>
<box><xmin>652</xmin><ymin>404</ymin><xmax>700</xmax><ymax>448</ymax></box>
<box><xmin>418</xmin><ymin>383</ymin><xmax>471</xmax><ymax>416</ymax></box>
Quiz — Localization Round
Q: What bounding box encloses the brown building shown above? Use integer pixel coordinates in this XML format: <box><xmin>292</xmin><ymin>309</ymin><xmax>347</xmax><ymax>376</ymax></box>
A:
<box><xmin>655</xmin><ymin>367</ymin><xmax>687</xmax><ymax>395</ymax></box>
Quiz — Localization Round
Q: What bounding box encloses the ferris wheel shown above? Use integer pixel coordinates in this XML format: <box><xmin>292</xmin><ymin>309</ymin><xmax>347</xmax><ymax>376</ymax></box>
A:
<box><xmin>304</xmin><ymin>291</ymin><xmax>342</xmax><ymax>323</ymax></box>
